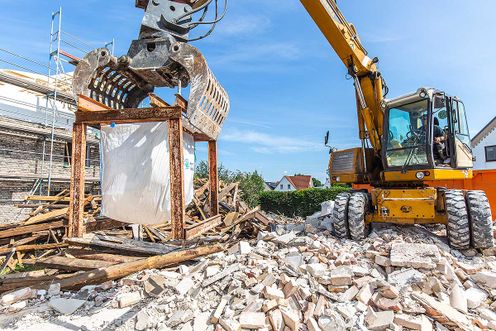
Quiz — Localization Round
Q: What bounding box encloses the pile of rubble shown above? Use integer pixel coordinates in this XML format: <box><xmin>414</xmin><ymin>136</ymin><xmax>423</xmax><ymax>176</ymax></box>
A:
<box><xmin>1</xmin><ymin>222</ymin><xmax>495</xmax><ymax>331</ymax></box>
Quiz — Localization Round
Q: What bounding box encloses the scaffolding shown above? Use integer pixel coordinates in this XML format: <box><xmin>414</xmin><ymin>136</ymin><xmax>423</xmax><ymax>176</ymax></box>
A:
<box><xmin>0</xmin><ymin>6</ymin><xmax>114</xmax><ymax>195</ymax></box>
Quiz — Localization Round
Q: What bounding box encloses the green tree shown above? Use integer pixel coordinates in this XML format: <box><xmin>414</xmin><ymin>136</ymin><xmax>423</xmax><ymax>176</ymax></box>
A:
<box><xmin>312</xmin><ymin>178</ymin><xmax>323</xmax><ymax>187</ymax></box>
<box><xmin>194</xmin><ymin>161</ymin><xmax>265</xmax><ymax>208</ymax></box>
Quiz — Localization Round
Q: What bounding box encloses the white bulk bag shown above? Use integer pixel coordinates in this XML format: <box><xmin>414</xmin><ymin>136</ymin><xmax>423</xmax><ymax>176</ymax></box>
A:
<box><xmin>100</xmin><ymin>122</ymin><xmax>194</xmax><ymax>225</ymax></box>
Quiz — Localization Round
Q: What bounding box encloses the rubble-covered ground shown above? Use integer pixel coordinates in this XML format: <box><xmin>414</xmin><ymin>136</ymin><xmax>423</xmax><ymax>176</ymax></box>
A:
<box><xmin>1</xmin><ymin>222</ymin><xmax>496</xmax><ymax>331</ymax></box>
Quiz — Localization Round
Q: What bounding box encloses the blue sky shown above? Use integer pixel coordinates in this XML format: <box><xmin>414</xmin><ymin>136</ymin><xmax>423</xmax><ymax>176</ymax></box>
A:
<box><xmin>1</xmin><ymin>0</ymin><xmax>495</xmax><ymax>182</ymax></box>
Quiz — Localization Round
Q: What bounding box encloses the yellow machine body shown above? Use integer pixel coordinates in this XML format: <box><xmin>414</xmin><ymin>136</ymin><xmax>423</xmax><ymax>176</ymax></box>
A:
<box><xmin>368</xmin><ymin>187</ymin><xmax>447</xmax><ymax>225</ymax></box>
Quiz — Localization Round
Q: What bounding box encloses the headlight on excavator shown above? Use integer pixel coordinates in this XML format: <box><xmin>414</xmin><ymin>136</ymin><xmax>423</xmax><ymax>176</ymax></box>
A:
<box><xmin>416</xmin><ymin>171</ymin><xmax>425</xmax><ymax>180</ymax></box>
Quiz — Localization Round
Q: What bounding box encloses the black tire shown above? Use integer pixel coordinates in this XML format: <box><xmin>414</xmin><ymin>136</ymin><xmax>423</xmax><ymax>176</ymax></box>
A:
<box><xmin>466</xmin><ymin>190</ymin><xmax>494</xmax><ymax>249</ymax></box>
<box><xmin>446</xmin><ymin>190</ymin><xmax>470</xmax><ymax>250</ymax></box>
<box><xmin>332</xmin><ymin>193</ymin><xmax>350</xmax><ymax>238</ymax></box>
<box><xmin>348</xmin><ymin>192</ymin><xmax>370</xmax><ymax>240</ymax></box>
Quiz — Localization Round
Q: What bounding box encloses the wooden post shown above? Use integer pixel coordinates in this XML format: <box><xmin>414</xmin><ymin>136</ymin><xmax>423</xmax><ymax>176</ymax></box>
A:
<box><xmin>68</xmin><ymin>122</ymin><xmax>87</xmax><ymax>238</ymax></box>
<box><xmin>208</xmin><ymin>140</ymin><xmax>219</xmax><ymax>216</ymax></box>
<box><xmin>168</xmin><ymin>117</ymin><xmax>186</xmax><ymax>240</ymax></box>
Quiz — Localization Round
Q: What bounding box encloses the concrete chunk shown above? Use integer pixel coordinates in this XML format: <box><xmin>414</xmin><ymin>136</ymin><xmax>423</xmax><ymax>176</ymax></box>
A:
<box><xmin>394</xmin><ymin>314</ymin><xmax>432</xmax><ymax>331</ymax></box>
<box><xmin>390</xmin><ymin>243</ymin><xmax>440</xmax><ymax>269</ymax></box>
<box><xmin>365</xmin><ymin>309</ymin><xmax>395</xmax><ymax>331</ymax></box>
<box><xmin>117</xmin><ymin>291</ymin><xmax>142</xmax><ymax>308</ymax></box>
<box><xmin>0</xmin><ymin>287</ymin><xmax>36</xmax><ymax>305</ymax></box>
<box><xmin>49</xmin><ymin>297</ymin><xmax>86</xmax><ymax>315</ymax></box>
<box><xmin>330</xmin><ymin>266</ymin><xmax>352</xmax><ymax>286</ymax></box>
<box><xmin>280</xmin><ymin>308</ymin><xmax>300</xmax><ymax>331</ymax></box>
<box><xmin>239</xmin><ymin>312</ymin><xmax>266</xmax><ymax>329</ymax></box>
<box><xmin>219</xmin><ymin>318</ymin><xmax>241</xmax><ymax>331</ymax></box>
<box><xmin>472</xmin><ymin>271</ymin><xmax>496</xmax><ymax>289</ymax></box>
<box><xmin>175</xmin><ymin>277</ymin><xmax>195</xmax><ymax>296</ymax></box>
<box><xmin>268</xmin><ymin>309</ymin><xmax>285</xmax><ymax>331</ymax></box>
<box><xmin>465</xmin><ymin>287</ymin><xmax>488</xmax><ymax>309</ymax></box>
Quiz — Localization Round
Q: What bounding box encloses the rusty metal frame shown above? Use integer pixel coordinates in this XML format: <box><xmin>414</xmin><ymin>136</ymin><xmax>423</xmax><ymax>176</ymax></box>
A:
<box><xmin>68</xmin><ymin>95</ymin><xmax>219</xmax><ymax>240</ymax></box>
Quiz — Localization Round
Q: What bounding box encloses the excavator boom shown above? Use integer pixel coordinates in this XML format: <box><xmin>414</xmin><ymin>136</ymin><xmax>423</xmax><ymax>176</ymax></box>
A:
<box><xmin>301</xmin><ymin>0</ymin><xmax>385</xmax><ymax>154</ymax></box>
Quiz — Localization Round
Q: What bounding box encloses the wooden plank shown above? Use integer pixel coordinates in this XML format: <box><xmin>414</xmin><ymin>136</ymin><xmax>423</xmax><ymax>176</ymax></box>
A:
<box><xmin>25</xmin><ymin>196</ymin><xmax>71</xmax><ymax>202</ymax></box>
<box><xmin>48</xmin><ymin>244</ymin><xmax>223</xmax><ymax>290</ymax></box>
<box><xmin>37</xmin><ymin>256</ymin><xmax>115</xmax><ymax>272</ymax></box>
<box><xmin>24</xmin><ymin>207</ymin><xmax>68</xmax><ymax>225</ymax></box>
<box><xmin>149</xmin><ymin>93</ymin><xmax>171</xmax><ymax>107</ymax></box>
<box><xmin>0</xmin><ymin>243</ymin><xmax>68</xmax><ymax>255</ymax></box>
<box><xmin>68</xmin><ymin>123</ymin><xmax>87</xmax><ymax>238</ymax></box>
<box><xmin>66</xmin><ymin>235</ymin><xmax>179</xmax><ymax>256</ymax></box>
<box><xmin>185</xmin><ymin>215</ymin><xmax>222</xmax><ymax>240</ymax></box>
<box><xmin>78</xmin><ymin>94</ymin><xmax>111</xmax><ymax>112</ymax></box>
<box><xmin>64</xmin><ymin>249</ymin><xmax>143</xmax><ymax>263</ymax></box>
<box><xmin>0</xmin><ymin>220</ymin><xmax>66</xmax><ymax>239</ymax></box>
<box><xmin>0</xmin><ymin>273</ymin><xmax>76</xmax><ymax>293</ymax></box>
<box><xmin>208</xmin><ymin>141</ymin><xmax>219</xmax><ymax>216</ymax></box>
<box><xmin>168</xmin><ymin>117</ymin><xmax>186</xmax><ymax>240</ymax></box>
<box><xmin>75</xmin><ymin>106</ymin><xmax>182</xmax><ymax>125</ymax></box>
<box><xmin>84</xmin><ymin>219</ymin><xmax>126</xmax><ymax>233</ymax></box>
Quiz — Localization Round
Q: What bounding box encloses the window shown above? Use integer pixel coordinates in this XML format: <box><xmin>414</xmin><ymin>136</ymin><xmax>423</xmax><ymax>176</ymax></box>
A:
<box><xmin>287</xmin><ymin>184</ymin><xmax>291</xmax><ymax>189</ymax></box>
<box><xmin>486</xmin><ymin>145</ymin><xmax>496</xmax><ymax>162</ymax></box>
<box><xmin>386</xmin><ymin>100</ymin><xmax>429</xmax><ymax>167</ymax></box>
<box><xmin>63</xmin><ymin>142</ymin><xmax>72</xmax><ymax>167</ymax></box>
<box><xmin>280</xmin><ymin>184</ymin><xmax>283</xmax><ymax>189</ymax></box>
<box><xmin>86</xmin><ymin>146</ymin><xmax>92</xmax><ymax>167</ymax></box>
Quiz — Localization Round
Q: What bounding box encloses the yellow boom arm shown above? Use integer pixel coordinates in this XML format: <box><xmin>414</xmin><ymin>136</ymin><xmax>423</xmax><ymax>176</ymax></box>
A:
<box><xmin>300</xmin><ymin>0</ymin><xmax>385</xmax><ymax>154</ymax></box>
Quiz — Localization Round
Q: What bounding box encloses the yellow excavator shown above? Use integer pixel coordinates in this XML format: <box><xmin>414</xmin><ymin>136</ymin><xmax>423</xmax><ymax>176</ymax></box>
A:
<box><xmin>73</xmin><ymin>0</ymin><xmax>493</xmax><ymax>249</ymax></box>
<box><xmin>300</xmin><ymin>0</ymin><xmax>493</xmax><ymax>250</ymax></box>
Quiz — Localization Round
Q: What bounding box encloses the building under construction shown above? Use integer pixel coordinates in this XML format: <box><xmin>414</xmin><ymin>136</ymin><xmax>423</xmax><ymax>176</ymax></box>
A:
<box><xmin>0</xmin><ymin>70</ymin><xmax>100</xmax><ymax>222</ymax></box>
<box><xmin>0</xmin><ymin>9</ymin><xmax>107</xmax><ymax>223</ymax></box>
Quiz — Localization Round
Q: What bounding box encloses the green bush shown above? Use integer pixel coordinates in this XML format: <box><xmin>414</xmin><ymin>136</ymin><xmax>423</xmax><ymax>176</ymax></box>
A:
<box><xmin>259</xmin><ymin>187</ymin><xmax>350</xmax><ymax>217</ymax></box>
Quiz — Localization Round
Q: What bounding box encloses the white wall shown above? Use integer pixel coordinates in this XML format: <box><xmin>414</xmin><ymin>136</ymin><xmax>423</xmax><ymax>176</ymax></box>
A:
<box><xmin>473</xmin><ymin>129</ymin><xmax>496</xmax><ymax>170</ymax></box>
<box><xmin>0</xmin><ymin>71</ymin><xmax>75</xmax><ymax>130</ymax></box>
<box><xmin>274</xmin><ymin>177</ymin><xmax>296</xmax><ymax>192</ymax></box>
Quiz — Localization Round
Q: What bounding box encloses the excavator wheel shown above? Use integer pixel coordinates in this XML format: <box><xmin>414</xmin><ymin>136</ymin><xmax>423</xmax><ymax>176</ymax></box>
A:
<box><xmin>348</xmin><ymin>192</ymin><xmax>370</xmax><ymax>241</ymax></box>
<box><xmin>332</xmin><ymin>192</ymin><xmax>351</xmax><ymax>239</ymax></box>
<box><xmin>445</xmin><ymin>190</ymin><xmax>471</xmax><ymax>250</ymax></box>
<box><xmin>466</xmin><ymin>190</ymin><xmax>494</xmax><ymax>249</ymax></box>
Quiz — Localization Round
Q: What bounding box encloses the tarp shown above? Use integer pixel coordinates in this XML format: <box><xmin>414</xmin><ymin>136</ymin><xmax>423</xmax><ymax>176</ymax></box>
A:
<box><xmin>100</xmin><ymin>122</ymin><xmax>194</xmax><ymax>225</ymax></box>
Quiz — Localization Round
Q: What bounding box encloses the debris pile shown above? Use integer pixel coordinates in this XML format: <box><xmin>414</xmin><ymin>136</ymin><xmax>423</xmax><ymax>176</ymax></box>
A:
<box><xmin>0</xmin><ymin>180</ymin><xmax>271</xmax><ymax>275</ymax></box>
<box><xmin>1</xmin><ymin>222</ymin><xmax>496</xmax><ymax>331</ymax></box>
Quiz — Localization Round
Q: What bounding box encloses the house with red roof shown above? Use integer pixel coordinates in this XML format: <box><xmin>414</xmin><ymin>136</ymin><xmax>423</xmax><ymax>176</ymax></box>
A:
<box><xmin>274</xmin><ymin>175</ymin><xmax>313</xmax><ymax>192</ymax></box>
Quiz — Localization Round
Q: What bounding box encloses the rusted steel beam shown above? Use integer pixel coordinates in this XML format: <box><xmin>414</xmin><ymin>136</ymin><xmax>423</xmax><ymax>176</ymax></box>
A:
<box><xmin>185</xmin><ymin>215</ymin><xmax>222</xmax><ymax>240</ymax></box>
<box><xmin>75</xmin><ymin>107</ymin><xmax>182</xmax><ymax>125</ymax></box>
<box><xmin>149</xmin><ymin>93</ymin><xmax>171</xmax><ymax>107</ymax></box>
<box><xmin>68</xmin><ymin>122</ymin><xmax>87</xmax><ymax>238</ymax></box>
<box><xmin>78</xmin><ymin>95</ymin><xmax>111</xmax><ymax>112</ymax></box>
<box><xmin>169</xmin><ymin>117</ymin><xmax>186</xmax><ymax>240</ymax></box>
<box><xmin>208</xmin><ymin>140</ymin><xmax>219</xmax><ymax>216</ymax></box>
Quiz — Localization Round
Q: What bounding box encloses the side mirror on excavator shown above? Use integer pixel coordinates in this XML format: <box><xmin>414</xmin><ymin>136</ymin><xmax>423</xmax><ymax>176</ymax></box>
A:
<box><xmin>324</xmin><ymin>131</ymin><xmax>330</xmax><ymax>147</ymax></box>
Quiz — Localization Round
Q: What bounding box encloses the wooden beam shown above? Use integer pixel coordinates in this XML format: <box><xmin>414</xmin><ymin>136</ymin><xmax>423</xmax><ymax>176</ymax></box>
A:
<box><xmin>75</xmin><ymin>107</ymin><xmax>182</xmax><ymax>125</ymax></box>
<box><xmin>149</xmin><ymin>93</ymin><xmax>171</xmax><ymax>107</ymax></box>
<box><xmin>185</xmin><ymin>215</ymin><xmax>222</xmax><ymax>240</ymax></box>
<box><xmin>169</xmin><ymin>117</ymin><xmax>186</xmax><ymax>240</ymax></box>
<box><xmin>0</xmin><ymin>243</ymin><xmax>68</xmax><ymax>255</ymax></box>
<box><xmin>68</xmin><ymin>122</ymin><xmax>87</xmax><ymax>238</ymax></box>
<box><xmin>51</xmin><ymin>244</ymin><xmax>223</xmax><ymax>290</ymax></box>
<box><xmin>77</xmin><ymin>95</ymin><xmax>111</xmax><ymax>112</ymax></box>
<box><xmin>64</xmin><ymin>249</ymin><xmax>143</xmax><ymax>263</ymax></box>
<box><xmin>37</xmin><ymin>256</ymin><xmax>115</xmax><ymax>272</ymax></box>
<box><xmin>25</xmin><ymin>196</ymin><xmax>71</xmax><ymax>202</ymax></box>
<box><xmin>208</xmin><ymin>140</ymin><xmax>219</xmax><ymax>216</ymax></box>
<box><xmin>84</xmin><ymin>219</ymin><xmax>126</xmax><ymax>233</ymax></box>
<box><xmin>66</xmin><ymin>235</ymin><xmax>179</xmax><ymax>256</ymax></box>
<box><xmin>0</xmin><ymin>220</ymin><xmax>66</xmax><ymax>239</ymax></box>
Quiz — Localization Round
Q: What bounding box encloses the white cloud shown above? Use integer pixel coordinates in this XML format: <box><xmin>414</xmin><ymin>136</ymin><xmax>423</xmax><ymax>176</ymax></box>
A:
<box><xmin>215</xmin><ymin>14</ymin><xmax>271</xmax><ymax>36</ymax></box>
<box><xmin>222</xmin><ymin>129</ymin><xmax>323</xmax><ymax>154</ymax></box>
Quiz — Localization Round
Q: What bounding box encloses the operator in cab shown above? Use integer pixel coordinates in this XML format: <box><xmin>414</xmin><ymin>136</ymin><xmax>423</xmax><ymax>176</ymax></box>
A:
<box><xmin>420</xmin><ymin>114</ymin><xmax>447</xmax><ymax>164</ymax></box>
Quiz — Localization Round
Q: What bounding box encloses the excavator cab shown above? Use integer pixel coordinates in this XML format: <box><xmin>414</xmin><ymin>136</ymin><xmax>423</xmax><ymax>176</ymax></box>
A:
<box><xmin>382</xmin><ymin>88</ymin><xmax>473</xmax><ymax>181</ymax></box>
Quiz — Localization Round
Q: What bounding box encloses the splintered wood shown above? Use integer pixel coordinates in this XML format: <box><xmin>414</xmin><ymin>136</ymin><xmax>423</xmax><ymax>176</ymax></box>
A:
<box><xmin>0</xmin><ymin>179</ymin><xmax>274</xmax><ymax>293</ymax></box>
